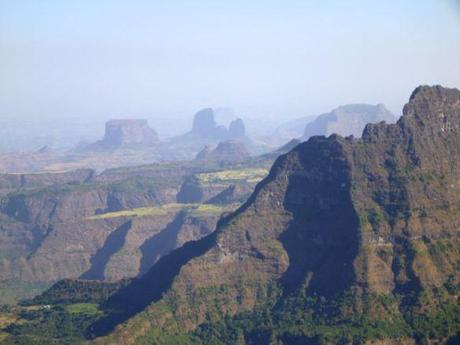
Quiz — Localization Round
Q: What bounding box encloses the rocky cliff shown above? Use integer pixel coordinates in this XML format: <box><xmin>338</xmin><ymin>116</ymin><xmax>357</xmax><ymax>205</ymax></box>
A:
<box><xmin>90</xmin><ymin>86</ymin><xmax>460</xmax><ymax>345</ymax></box>
<box><xmin>0</xmin><ymin>158</ymin><xmax>270</xmax><ymax>304</ymax></box>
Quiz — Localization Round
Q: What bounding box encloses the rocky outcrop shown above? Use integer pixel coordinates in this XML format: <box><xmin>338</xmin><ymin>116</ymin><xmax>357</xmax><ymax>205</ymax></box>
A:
<box><xmin>91</xmin><ymin>86</ymin><xmax>460</xmax><ymax>344</ymax></box>
<box><xmin>195</xmin><ymin>140</ymin><xmax>250</xmax><ymax>162</ymax></box>
<box><xmin>191</xmin><ymin>109</ymin><xmax>222</xmax><ymax>137</ymax></box>
<box><xmin>190</xmin><ymin>109</ymin><xmax>246</xmax><ymax>140</ymax></box>
<box><xmin>87</xmin><ymin>119</ymin><xmax>159</xmax><ymax>150</ymax></box>
<box><xmin>228</xmin><ymin>118</ymin><xmax>246</xmax><ymax>138</ymax></box>
<box><xmin>303</xmin><ymin>103</ymin><xmax>396</xmax><ymax>140</ymax></box>
<box><xmin>167</xmin><ymin>108</ymin><xmax>256</xmax><ymax>159</ymax></box>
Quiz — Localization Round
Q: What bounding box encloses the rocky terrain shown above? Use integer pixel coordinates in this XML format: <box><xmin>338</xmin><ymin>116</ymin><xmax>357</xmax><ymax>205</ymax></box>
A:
<box><xmin>302</xmin><ymin>103</ymin><xmax>396</xmax><ymax>140</ymax></box>
<box><xmin>53</xmin><ymin>85</ymin><xmax>459</xmax><ymax>345</ymax></box>
<box><xmin>0</xmin><ymin>158</ymin><xmax>271</xmax><ymax>304</ymax></box>
<box><xmin>1</xmin><ymin>86</ymin><xmax>458</xmax><ymax>345</ymax></box>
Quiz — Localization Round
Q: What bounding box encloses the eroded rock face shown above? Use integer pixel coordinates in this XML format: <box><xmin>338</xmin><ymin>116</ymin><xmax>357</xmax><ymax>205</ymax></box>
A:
<box><xmin>303</xmin><ymin>103</ymin><xmax>396</xmax><ymax>140</ymax></box>
<box><xmin>92</xmin><ymin>86</ymin><xmax>460</xmax><ymax>344</ymax></box>
<box><xmin>0</xmin><ymin>156</ymin><xmax>271</xmax><ymax>303</ymax></box>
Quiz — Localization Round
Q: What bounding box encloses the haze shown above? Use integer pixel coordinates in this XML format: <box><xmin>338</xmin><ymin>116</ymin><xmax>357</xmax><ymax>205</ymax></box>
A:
<box><xmin>1</xmin><ymin>0</ymin><xmax>460</xmax><ymax>144</ymax></box>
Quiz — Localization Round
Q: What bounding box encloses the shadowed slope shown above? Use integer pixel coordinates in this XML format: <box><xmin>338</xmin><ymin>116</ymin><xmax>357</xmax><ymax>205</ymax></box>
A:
<box><xmin>81</xmin><ymin>220</ymin><xmax>132</xmax><ymax>280</ymax></box>
<box><xmin>91</xmin><ymin>86</ymin><xmax>460</xmax><ymax>345</ymax></box>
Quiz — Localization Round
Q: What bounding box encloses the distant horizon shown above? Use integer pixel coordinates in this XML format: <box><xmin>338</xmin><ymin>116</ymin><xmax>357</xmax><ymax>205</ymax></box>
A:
<box><xmin>1</xmin><ymin>1</ymin><xmax>459</xmax><ymax>122</ymax></box>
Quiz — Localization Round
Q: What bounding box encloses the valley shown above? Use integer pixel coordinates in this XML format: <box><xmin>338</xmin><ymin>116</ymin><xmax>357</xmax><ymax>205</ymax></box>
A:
<box><xmin>0</xmin><ymin>86</ymin><xmax>458</xmax><ymax>344</ymax></box>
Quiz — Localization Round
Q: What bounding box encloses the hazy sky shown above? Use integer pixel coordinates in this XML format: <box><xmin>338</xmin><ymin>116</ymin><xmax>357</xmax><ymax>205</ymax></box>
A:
<box><xmin>1</xmin><ymin>0</ymin><xmax>460</xmax><ymax>126</ymax></box>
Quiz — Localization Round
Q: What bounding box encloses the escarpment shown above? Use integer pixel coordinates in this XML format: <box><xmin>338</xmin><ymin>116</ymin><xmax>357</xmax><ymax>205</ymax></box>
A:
<box><xmin>0</xmin><ymin>157</ymin><xmax>270</xmax><ymax>304</ymax></box>
<box><xmin>90</xmin><ymin>86</ymin><xmax>460</xmax><ymax>344</ymax></box>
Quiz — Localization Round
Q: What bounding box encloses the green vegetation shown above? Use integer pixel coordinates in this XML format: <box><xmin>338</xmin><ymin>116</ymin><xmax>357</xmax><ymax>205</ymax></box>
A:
<box><xmin>24</xmin><ymin>279</ymin><xmax>130</xmax><ymax>306</ymax></box>
<box><xmin>65</xmin><ymin>303</ymin><xmax>100</xmax><ymax>315</ymax></box>
<box><xmin>189</xmin><ymin>288</ymin><xmax>460</xmax><ymax>345</ymax></box>
<box><xmin>87</xmin><ymin>204</ymin><xmax>184</xmax><ymax>219</ymax></box>
<box><xmin>0</xmin><ymin>305</ymin><xmax>103</xmax><ymax>345</ymax></box>
<box><xmin>0</xmin><ymin>282</ymin><xmax>52</xmax><ymax>306</ymax></box>
<box><xmin>87</xmin><ymin>203</ymin><xmax>233</xmax><ymax>220</ymax></box>
<box><xmin>197</xmin><ymin>168</ymin><xmax>268</xmax><ymax>184</ymax></box>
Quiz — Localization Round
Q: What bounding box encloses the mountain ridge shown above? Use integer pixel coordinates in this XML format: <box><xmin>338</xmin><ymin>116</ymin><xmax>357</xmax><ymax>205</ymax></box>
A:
<box><xmin>87</xmin><ymin>85</ymin><xmax>460</xmax><ymax>344</ymax></box>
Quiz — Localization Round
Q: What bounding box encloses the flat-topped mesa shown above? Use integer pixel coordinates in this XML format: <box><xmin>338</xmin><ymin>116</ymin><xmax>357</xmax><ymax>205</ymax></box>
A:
<box><xmin>303</xmin><ymin>103</ymin><xmax>396</xmax><ymax>140</ymax></box>
<box><xmin>195</xmin><ymin>140</ymin><xmax>249</xmax><ymax>161</ymax></box>
<box><xmin>101</xmin><ymin>119</ymin><xmax>159</xmax><ymax>148</ymax></box>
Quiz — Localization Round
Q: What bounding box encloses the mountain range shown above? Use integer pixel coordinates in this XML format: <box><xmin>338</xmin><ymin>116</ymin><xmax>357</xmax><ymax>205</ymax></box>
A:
<box><xmin>0</xmin><ymin>86</ymin><xmax>458</xmax><ymax>345</ymax></box>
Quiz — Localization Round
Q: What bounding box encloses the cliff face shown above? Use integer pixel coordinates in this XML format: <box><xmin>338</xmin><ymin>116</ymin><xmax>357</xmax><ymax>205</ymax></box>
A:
<box><xmin>92</xmin><ymin>86</ymin><xmax>460</xmax><ymax>344</ymax></box>
<box><xmin>0</xmin><ymin>159</ymin><xmax>270</xmax><ymax>304</ymax></box>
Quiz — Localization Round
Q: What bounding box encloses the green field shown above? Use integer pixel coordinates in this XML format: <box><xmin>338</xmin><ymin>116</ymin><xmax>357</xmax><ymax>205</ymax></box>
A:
<box><xmin>65</xmin><ymin>303</ymin><xmax>101</xmax><ymax>315</ymax></box>
<box><xmin>87</xmin><ymin>203</ymin><xmax>234</xmax><ymax>220</ymax></box>
<box><xmin>196</xmin><ymin>168</ymin><xmax>268</xmax><ymax>184</ymax></box>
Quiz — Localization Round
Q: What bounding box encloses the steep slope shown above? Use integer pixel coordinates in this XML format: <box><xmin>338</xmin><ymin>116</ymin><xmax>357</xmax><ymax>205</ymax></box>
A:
<box><xmin>0</xmin><ymin>158</ymin><xmax>272</xmax><ymax>304</ymax></box>
<box><xmin>90</xmin><ymin>86</ymin><xmax>460</xmax><ymax>344</ymax></box>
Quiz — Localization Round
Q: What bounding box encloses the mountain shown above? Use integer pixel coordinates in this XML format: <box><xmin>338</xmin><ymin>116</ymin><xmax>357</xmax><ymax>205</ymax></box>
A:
<box><xmin>85</xmin><ymin>86</ymin><xmax>460</xmax><ymax>344</ymax></box>
<box><xmin>166</xmin><ymin>108</ymin><xmax>265</xmax><ymax>158</ymax></box>
<box><xmin>270</xmin><ymin>115</ymin><xmax>316</xmax><ymax>146</ymax></box>
<box><xmin>183</xmin><ymin>108</ymin><xmax>247</xmax><ymax>142</ymax></box>
<box><xmin>85</xmin><ymin>119</ymin><xmax>159</xmax><ymax>150</ymax></box>
<box><xmin>195</xmin><ymin>140</ymin><xmax>250</xmax><ymax>162</ymax></box>
<box><xmin>263</xmin><ymin>138</ymin><xmax>303</xmax><ymax>160</ymax></box>
<box><xmin>303</xmin><ymin>103</ymin><xmax>396</xmax><ymax>140</ymax></box>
